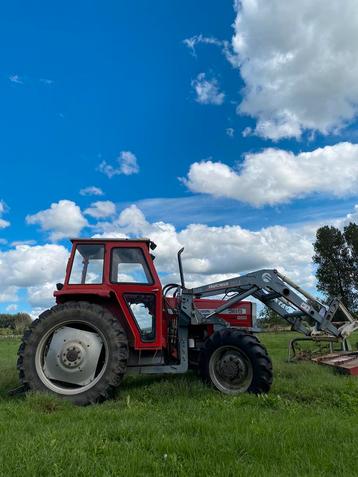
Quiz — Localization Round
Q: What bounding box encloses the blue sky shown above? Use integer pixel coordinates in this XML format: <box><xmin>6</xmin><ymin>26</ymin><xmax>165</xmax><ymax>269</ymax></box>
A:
<box><xmin>1</xmin><ymin>0</ymin><xmax>240</xmax><ymax>225</ymax></box>
<box><xmin>1</xmin><ymin>0</ymin><xmax>358</xmax><ymax>314</ymax></box>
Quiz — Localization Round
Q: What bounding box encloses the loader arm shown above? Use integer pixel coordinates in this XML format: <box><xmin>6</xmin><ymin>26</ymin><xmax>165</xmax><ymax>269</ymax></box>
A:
<box><xmin>179</xmin><ymin>269</ymin><xmax>358</xmax><ymax>339</ymax></box>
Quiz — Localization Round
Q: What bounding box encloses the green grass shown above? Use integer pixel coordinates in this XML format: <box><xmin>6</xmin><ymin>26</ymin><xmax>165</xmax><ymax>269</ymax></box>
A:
<box><xmin>1</xmin><ymin>334</ymin><xmax>358</xmax><ymax>477</ymax></box>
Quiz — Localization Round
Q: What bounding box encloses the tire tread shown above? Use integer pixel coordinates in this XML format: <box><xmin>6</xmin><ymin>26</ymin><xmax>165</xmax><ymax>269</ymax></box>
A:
<box><xmin>199</xmin><ymin>328</ymin><xmax>273</xmax><ymax>394</ymax></box>
<box><xmin>17</xmin><ymin>301</ymin><xmax>128</xmax><ymax>405</ymax></box>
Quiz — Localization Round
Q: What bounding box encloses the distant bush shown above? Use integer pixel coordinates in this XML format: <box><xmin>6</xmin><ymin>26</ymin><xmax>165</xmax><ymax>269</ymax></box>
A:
<box><xmin>0</xmin><ymin>313</ymin><xmax>32</xmax><ymax>334</ymax></box>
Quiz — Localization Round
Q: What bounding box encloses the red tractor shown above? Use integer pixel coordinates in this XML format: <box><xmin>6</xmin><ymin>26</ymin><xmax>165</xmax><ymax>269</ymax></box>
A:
<box><xmin>17</xmin><ymin>238</ymin><xmax>358</xmax><ymax>405</ymax></box>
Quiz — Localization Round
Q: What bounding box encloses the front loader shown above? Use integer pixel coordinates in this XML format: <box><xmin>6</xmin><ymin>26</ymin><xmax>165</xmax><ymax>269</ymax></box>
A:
<box><xmin>17</xmin><ymin>238</ymin><xmax>358</xmax><ymax>405</ymax></box>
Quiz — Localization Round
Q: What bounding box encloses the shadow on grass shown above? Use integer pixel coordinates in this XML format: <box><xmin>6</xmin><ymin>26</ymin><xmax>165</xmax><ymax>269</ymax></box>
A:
<box><xmin>122</xmin><ymin>371</ymin><xmax>197</xmax><ymax>391</ymax></box>
<box><xmin>0</xmin><ymin>372</ymin><xmax>204</xmax><ymax>410</ymax></box>
<box><xmin>0</xmin><ymin>373</ymin><xmax>23</xmax><ymax>401</ymax></box>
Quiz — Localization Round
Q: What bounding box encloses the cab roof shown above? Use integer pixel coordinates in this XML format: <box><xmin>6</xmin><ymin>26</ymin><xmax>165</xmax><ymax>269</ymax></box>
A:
<box><xmin>71</xmin><ymin>238</ymin><xmax>151</xmax><ymax>243</ymax></box>
<box><xmin>70</xmin><ymin>237</ymin><xmax>157</xmax><ymax>250</ymax></box>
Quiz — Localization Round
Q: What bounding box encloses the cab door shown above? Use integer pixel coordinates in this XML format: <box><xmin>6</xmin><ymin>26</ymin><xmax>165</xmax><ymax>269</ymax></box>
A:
<box><xmin>107</xmin><ymin>243</ymin><xmax>163</xmax><ymax>350</ymax></box>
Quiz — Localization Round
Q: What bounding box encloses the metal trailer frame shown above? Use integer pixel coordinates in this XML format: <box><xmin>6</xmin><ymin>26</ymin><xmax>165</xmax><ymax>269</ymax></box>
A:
<box><xmin>287</xmin><ymin>336</ymin><xmax>350</xmax><ymax>361</ymax></box>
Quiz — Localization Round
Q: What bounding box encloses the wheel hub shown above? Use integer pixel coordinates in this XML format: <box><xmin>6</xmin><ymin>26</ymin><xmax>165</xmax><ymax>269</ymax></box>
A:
<box><xmin>209</xmin><ymin>345</ymin><xmax>253</xmax><ymax>394</ymax></box>
<box><xmin>42</xmin><ymin>326</ymin><xmax>103</xmax><ymax>386</ymax></box>
<box><xmin>61</xmin><ymin>343</ymin><xmax>85</xmax><ymax>368</ymax></box>
<box><xmin>220</xmin><ymin>358</ymin><xmax>240</xmax><ymax>379</ymax></box>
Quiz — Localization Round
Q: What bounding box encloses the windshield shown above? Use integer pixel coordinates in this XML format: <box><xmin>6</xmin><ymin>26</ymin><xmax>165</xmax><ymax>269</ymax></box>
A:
<box><xmin>69</xmin><ymin>244</ymin><xmax>105</xmax><ymax>284</ymax></box>
<box><xmin>110</xmin><ymin>247</ymin><xmax>153</xmax><ymax>284</ymax></box>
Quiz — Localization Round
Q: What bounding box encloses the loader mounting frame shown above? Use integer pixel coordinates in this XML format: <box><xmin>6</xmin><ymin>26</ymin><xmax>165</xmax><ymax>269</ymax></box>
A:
<box><xmin>180</xmin><ymin>269</ymin><xmax>358</xmax><ymax>339</ymax></box>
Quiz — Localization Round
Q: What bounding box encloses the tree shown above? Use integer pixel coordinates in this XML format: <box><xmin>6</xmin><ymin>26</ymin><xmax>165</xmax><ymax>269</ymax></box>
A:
<box><xmin>313</xmin><ymin>224</ymin><xmax>357</xmax><ymax>311</ymax></box>
<box><xmin>344</xmin><ymin>222</ymin><xmax>358</xmax><ymax>285</ymax></box>
<box><xmin>13</xmin><ymin>313</ymin><xmax>32</xmax><ymax>333</ymax></box>
<box><xmin>0</xmin><ymin>313</ymin><xmax>32</xmax><ymax>334</ymax></box>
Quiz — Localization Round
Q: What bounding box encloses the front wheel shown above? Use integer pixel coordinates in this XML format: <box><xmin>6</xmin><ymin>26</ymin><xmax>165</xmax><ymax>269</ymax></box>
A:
<box><xmin>17</xmin><ymin>301</ymin><xmax>128</xmax><ymax>405</ymax></box>
<box><xmin>199</xmin><ymin>329</ymin><xmax>272</xmax><ymax>394</ymax></box>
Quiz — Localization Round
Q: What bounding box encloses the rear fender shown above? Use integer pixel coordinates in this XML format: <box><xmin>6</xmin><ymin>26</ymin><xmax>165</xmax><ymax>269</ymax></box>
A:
<box><xmin>55</xmin><ymin>292</ymin><xmax>135</xmax><ymax>346</ymax></box>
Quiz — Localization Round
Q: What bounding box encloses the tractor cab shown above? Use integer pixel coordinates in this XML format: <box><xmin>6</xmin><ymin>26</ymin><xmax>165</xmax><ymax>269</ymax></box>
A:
<box><xmin>65</xmin><ymin>239</ymin><xmax>156</xmax><ymax>286</ymax></box>
<box><xmin>55</xmin><ymin>238</ymin><xmax>164</xmax><ymax>350</ymax></box>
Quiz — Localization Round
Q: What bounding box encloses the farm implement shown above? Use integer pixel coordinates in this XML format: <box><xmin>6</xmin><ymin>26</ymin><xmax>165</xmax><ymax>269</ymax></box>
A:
<box><xmin>16</xmin><ymin>238</ymin><xmax>358</xmax><ymax>405</ymax></box>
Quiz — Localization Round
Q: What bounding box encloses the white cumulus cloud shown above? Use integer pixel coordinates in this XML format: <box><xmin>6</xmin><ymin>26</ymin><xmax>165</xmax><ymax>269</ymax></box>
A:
<box><xmin>0</xmin><ymin>220</ymin><xmax>9</xmax><ymax>229</ymax></box>
<box><xmin>99</xmin><ymin>151</ymin><xmax>139</xmax><ymax>178</ymax></box>
<box><xmin>27</xmin><ymin>282</ymin><xmax>58</xmax><ymax>309</ymax></box>
<box><xmin>2</xmin><ymin>203</ymin><xmax>358</xmax><ymax>312</ymax></box>
<box><xmin>191</xmin><ymin>73</ymin><xmax>225</xmax><ymax>105</ymax></box>
<box><xmin>9</xmin><ymin>74</ymin><xmax>23</xmax><ymax>84</ymax></box>
<box><xmin>0</xmin><ymin>244</ymin><xmax>69</xmax><ymax>287</ymax></box>
<box><xmin>231</xmin><ymin>0</ymin><xmax>358</xmax><ymax>139</ymax></box>
<box><xmin>93</xmin><ymin>204</ymin><xmax>316</xmax><ymax>288</ymax></box>
<box><xmin>85</xmin><ymin>201</ymin><xmax>116</xmax><ymax>219</ymax></box>
<box><xmin>26</xmin><ymin>200</ymin><xmax>88</xmax><ymax>241</ymax></box>
<box><xmin>0</xmin><ymin>200</ymin><xmax>10</xmax><ymax>229</ymax></box>
<box><xmin>183</xmin><ymin>142</ymin><xmax>358</xmax><ymax>206</ymax></box>
<box><xmin>0</xmin><ymin>287</ymin><xmax>18</xmax><ymax>303</ymax></box>
<box><xmin>0</xmin><ymin>243</ymin><xmax>69</xmax><ymax>308</ymax></box>
<box><xmin>80</xmin><ymin>186</ymin><xmax>104</xmax><ymax>196</ymax></box>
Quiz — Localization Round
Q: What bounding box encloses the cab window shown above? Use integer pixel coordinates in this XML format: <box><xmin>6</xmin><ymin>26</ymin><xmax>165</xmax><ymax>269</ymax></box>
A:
<box><xmin>69</xmin><ymin>244</ymin><xmax>104</xmax><ymax>284</ymax></box>
<box><xmin>124</xmin><ymin>293</ymin><xmax>156</xmax><ymax>341</ymax></box>
<box><xmin>111</xmin><ymin>248</ymin><xmax>153</xmax><ymax>284</ymax></box>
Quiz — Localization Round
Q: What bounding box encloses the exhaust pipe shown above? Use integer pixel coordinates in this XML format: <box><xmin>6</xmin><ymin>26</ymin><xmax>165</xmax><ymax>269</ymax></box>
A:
<box><xmin>177</xmin><ymin>247</ymin><xmax>185</xmax><ymax>288</ymax></box>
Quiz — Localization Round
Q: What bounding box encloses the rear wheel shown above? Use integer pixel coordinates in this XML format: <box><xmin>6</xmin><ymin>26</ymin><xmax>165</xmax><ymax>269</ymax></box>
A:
<box><xmin>199</xmin><ymin>329</ymin><xmax>272</xmax><ymax>394</ymax></box>
<box><xmin>17</xmin><ymin>301</ymin><xmax>128</xmax><ymax>405</ymax></box>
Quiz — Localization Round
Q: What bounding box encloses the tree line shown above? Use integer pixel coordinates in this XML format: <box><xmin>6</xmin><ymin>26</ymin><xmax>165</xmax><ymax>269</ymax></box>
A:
<box><xmin>260</xmin><ymin>222</ymin><xmax>358</xmax><ymax>326</ymax></box>
<box><xmin>0</xmin><ymin>313</ymin><xmax>32</xmax><ymax>334</ymax></box>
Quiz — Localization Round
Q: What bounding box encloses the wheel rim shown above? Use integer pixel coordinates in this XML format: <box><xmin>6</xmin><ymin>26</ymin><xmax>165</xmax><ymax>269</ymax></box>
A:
<box><xmin>35</xmin><ymin>319</ymin><xmax>108</xmax><ymax>396</ymax></box>
<box><xmin>209</xmin><ymin>345</ymin><xmax>253</xmax><ymax>394</ymax></box>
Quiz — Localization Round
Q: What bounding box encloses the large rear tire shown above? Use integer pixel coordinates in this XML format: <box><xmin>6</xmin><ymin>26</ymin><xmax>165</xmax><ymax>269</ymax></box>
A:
<box><xmin>199</xmin><ymin>329</ymin><xmax>272</xmax><ymax>394</ymax></box>
<box><xmin>17</xmin><ymin>301</ymin><xmax>128</xmax><ymax>405</ymax></box>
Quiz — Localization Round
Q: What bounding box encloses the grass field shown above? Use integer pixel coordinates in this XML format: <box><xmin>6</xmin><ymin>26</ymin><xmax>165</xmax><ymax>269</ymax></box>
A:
<box><xmin>1</xmin><ymin>333</ymin><xmax>358</xmax><ymax>477</ymax></box>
